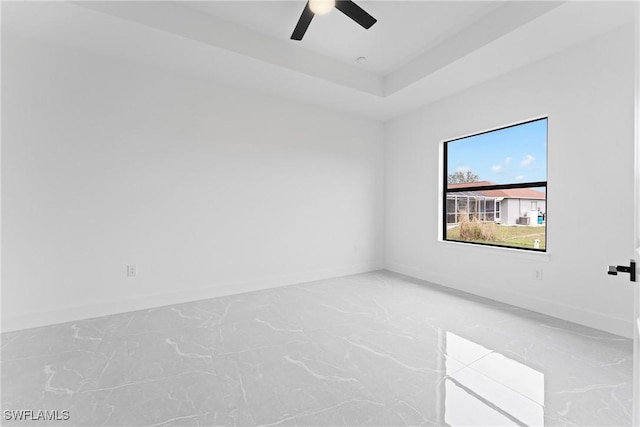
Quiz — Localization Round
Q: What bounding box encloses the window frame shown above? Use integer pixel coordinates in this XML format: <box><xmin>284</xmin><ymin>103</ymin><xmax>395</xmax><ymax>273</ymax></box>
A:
<box><xmin>442</xmin><ymin>117</ymin><xmax>548</xmax><ymax>253</ymax></box>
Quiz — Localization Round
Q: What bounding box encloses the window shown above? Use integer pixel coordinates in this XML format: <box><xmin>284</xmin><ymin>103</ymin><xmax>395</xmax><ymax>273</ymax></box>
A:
<box><xmin>443</xmin><ymin>118</ymin><xmax>547</xmax><ymax>251</ymax></box>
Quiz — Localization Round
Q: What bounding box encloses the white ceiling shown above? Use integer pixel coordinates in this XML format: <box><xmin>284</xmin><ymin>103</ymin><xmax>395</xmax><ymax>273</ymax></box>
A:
<box><xmin>184</xmin><ymin>1</ymin><xmax>505</xmax><ymax>75</ymax></box>
<box><xmin>2</xmin><ymin>1</ymin><xmax>636</xmax><ymax>121</ymax></box>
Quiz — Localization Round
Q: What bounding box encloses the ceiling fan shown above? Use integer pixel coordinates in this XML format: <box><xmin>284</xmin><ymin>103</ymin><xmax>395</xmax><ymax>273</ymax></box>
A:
<box><xmin>291</xmin><ymin>0</ymin><xmax>377</xmax><ymax>41</ymax></box>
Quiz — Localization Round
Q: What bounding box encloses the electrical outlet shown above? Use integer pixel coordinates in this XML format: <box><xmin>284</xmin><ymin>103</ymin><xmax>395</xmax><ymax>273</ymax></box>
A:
<box><xmin>127</xmin><ymin>264</ymin><xmax>137</xmax><ymax>278</ymax></box>
<box><xmin>533</xmin><ymin>269</ymin><xmax>543</xmax><ymax>280</ymax></box>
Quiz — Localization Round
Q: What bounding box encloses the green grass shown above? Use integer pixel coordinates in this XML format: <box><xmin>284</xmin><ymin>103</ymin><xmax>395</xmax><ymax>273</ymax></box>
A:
<box><xmin>447</xmin><ymin>224</ymin><xmax>546</xmax><ymax>250</ymax></box>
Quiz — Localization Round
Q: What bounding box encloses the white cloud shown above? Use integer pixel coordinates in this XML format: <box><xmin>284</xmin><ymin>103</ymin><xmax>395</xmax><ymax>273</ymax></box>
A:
<box><xmin>491</xmin><ymin>165</ymin><xmax>502</xmax><ymax>173</ymax></box>
<box><xmin>515</xmin><ymin>175</ymin><xmax>524</xmax><ymax>181</ymax></box>
<box><xmin>505</xmin><ymin>157</ymin><xmax>512</xmax><ymax>165</ymax></box>
<box><xmin>520</xmin><ymin>154</ymin><xmax>535</xmax><ymax>168</ymax></box>
<box><xmin>456</xmin><ymin>165</ymin><xmax>471</xmax><ymax>173</ymax></box>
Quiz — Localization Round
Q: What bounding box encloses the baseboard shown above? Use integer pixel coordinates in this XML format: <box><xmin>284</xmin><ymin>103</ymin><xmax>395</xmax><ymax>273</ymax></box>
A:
<box><xmin>1</xmin><ymin>260</ymin><xmax>384</xmax><ymax>333</ymax></box>
<box><xmin>6</xmin><ymin>260</ymin><xmax>630</xmax><ymax>338</ymax></box>
<box><xmin>385</xmin><ymin>261</ymin><xmax>634</xmax><ymax>339</ymax></box>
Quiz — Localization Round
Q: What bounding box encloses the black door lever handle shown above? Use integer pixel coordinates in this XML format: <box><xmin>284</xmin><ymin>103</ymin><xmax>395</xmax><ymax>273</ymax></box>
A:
<box><xmin>607</xmin><ymin>260</ymin><xmax>636</xmax><ymax>282</ymax></box>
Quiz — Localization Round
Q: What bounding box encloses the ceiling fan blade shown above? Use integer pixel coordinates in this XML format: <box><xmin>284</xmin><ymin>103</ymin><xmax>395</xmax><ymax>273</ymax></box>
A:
<box><xmin>335</xmin><ymin>0</ymin><xmax>376</xmax><ymax>29</ymax></box>
<box><xmin>291</xmin><ymin>2</ymin><xmax>314</xmax><ymax>40</ymax></box>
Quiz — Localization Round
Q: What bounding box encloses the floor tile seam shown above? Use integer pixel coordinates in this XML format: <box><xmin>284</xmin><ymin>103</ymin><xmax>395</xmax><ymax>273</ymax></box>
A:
<box><xmin>315</xmin><ymin>300</ymin><xmax>393</xmax><ymax>320</ymax></box>
<box><xmin>0</xmin><ymin>349</ymin><xmax>106</xmax><ymax>364</ymax></box>
<box><xmin>210</xmin><ymin>309</ymin><xmax>373</xmax><ymax>331</ymax></box>
<box><xmin>442</xmin><ymin>373</ymin><xmax>541</xmax><ymax>427</ymax></box>
<box><xmin>215</xmin><ymin>331</ymin><xmax>361</xmax><ymax>357</ymax></box>
<box><xmin>460</xmin><ymin>357</ymin><xmax>546</xmax><ymax>408</ymax></box>
<box><xmin>212</xmin><ymin>322</ymin><xmax>356</xmax><ymax>351</ymax></box>
<box><xmin>545</xmin><ymin>381</ymin><xmax>632</xmax><ymax>396</ymax></box>
<box><xmin>293</xmin><ymin>356</ymin><xmax>377</xmax><ymax>380</ymax></box>
<box><xmin>163</xmin><ymin>329</ymin><xmax>326</xmax><ymax>357</ymax></box>
<box><xmin>216</xmin><ymin>343</ymin><xmax>285</xmax><ymax>357</ymax></box>
<box><xmin>436</xmin><ymin>351</ymin><xmax>496</xmax><ymax>383</ymax></box>
<box><xmin>543</xmin><ymin>342</ymin><xmax>634</xmax><ymax>369</ymax></box>
<box><xmin>440</xmin><ymin>352</ymin><xmax>501</xmax><ymax>383</ymax></box>
<box><xmin>338</xmin><ymin>336</ymin><xmax>443</xmax><ymax>375</ymax></box>
<box><xmin>145</xmin><ymin>411</ymin><xmax>215</xmax><ymax>427</ymax></box>
<box><xmin>441</xmin><ymin>362</ymin><xmax>468</xmax><ymax>378</ymax></box>
<box><xmin>386</xmin><ymin>397</ymin><xmax>439</xmax><ymax>425</ymax></box>
<box><xmin>215</xmin><ymin>324</ymin><xmax>436</xmax><ymax>363</ymax></box>
<box><xmin>254</xmin><ymin>316</ymin><xmax>387</xmax><ymax>336</ymax></box>
<box><xmin>562</xmin><ymin>351</ymin><xmax>635</xmax><ymax>373</ymax></box>
<box><xmin>73</xmin><ymin>368</ymin><xmax>220</xmax><ymax>395</ymax></box>
<box><xmin>107</xmin><ymin>323</ymin><xmax>220</xmax><ymax>339</ymax></box>
<box><xmin>458</xmin><ymin>349</ymin><xmax>495</xmax><ymax>366</ymax></box>
<box><xmin>261</xmin><ymin>300</ymin><xmax>447</xmax><ymax>334</ymax></box>
<box><xmin>1</xmin><ymin>319</ymin><xmax>127</xmax><ymax>337</ymax></box>
<box><xmin>0</xmin><ymin>275</ymin><xmax>530</xmax><ymax>336</ymax></box>
<box><xmin>340</xmin><ymin>334</ymin><xmax>443</xmax><ymax>366</ymax></box>
<box><xmin>254</xmin><ymin>397</ymin><xmax>388</xmax><ymax>427</ymax></box>
<box><xmin>1</xmin><ymin>281</ymin><xmax>471</xmax><ymax>344</ymax></box>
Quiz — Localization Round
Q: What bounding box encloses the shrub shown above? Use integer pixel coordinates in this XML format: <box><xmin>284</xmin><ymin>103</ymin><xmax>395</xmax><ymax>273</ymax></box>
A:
<box><xmin>479</xmin><ymin>220</ymin><xmax>497</xmax><ymax>241</ymax></box>
<box><xmin>459</xmin><ymin>211</ymin><xmax>496</xmax><ymax>242</ymax></box>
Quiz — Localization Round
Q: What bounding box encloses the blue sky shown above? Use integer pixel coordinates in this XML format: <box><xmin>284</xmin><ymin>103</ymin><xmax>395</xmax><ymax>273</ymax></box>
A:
<box><xmin>447</xmin><ymin>118</ymin><xmax>547</xmax><ymax>184</ymax></box>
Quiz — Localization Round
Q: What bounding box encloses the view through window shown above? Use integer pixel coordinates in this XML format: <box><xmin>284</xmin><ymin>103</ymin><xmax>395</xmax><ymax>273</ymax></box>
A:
<box><xmin>443</xmin><ymin>118</ymin><xmax>547</xmax><ymax>251</ymax></box>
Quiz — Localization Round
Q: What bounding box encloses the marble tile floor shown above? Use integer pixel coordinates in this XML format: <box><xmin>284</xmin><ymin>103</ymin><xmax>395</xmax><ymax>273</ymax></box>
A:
<box><xmin>1</xmin><ymin>270</ymin><xmax>634</xmax><ymax>426</ymax></box>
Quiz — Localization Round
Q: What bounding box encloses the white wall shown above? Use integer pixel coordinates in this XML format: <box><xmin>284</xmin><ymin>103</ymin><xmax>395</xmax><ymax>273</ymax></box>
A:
<box><xmin>1</xmin><ymin>35</ymin><xmax>385</xmax><ymax>331</ymax></box>
<box><xmin>385</xmin><ymin>24</ymin><xmax>636</xmax><ymax>338</ymax></box>
<box><xmin>3</xmin><ymin>22</ymin><xmax>636</xmax><ymax>339</ymax></box>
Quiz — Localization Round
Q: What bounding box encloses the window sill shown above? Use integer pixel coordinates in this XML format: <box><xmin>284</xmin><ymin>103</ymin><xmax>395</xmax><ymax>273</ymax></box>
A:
<box><xmin>438</xmin><ymin>239</ymin><xmax>551</xmax><ymax>262</ymax></box>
